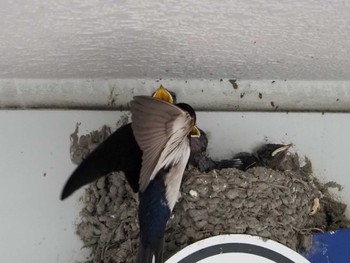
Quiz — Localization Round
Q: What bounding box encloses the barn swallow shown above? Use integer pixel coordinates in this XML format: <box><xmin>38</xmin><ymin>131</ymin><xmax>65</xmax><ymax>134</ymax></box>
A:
<box><xmin>256</xmin><ymin>143</ymin><xmax>292</xmax><ymax>169</ymax></box>
<box><xmin>130</xmin><ymin>96</ymin><xmax>200</xmax><ymax>263</ymax></box>
<box><xmin>215</xmin><ymin>144</ymin><xmax>292</xmax><ymax>171</ymax></box>
<box><xmin>60</xmin><ymin>86</ymin><xmax>204</xmax><ymax>199</ymax></box>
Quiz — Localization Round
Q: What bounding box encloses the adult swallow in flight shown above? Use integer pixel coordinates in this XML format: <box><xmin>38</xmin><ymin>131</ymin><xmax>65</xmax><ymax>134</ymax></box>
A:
<box><xmin>130</xmin><ymin>96</ymin><xmax>200</xmax><ymax>263</ymax></box>
<box><xmin>60</xmin><ymin>86</ymin><xmax>203</xmax><ymax>199</ymax></box>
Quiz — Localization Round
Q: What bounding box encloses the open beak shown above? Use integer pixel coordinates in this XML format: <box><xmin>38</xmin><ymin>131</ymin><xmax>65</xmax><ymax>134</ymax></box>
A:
<box><xmin>190</xmin><ymin>126</ymin><xmax>201</xmax><ymax>137</ymax></box>
<box><xmin>152</xmin><ymin>85</ymin><xmax>173</xmax><ymax>104</ymax></box>
<box><xmin>271</xmin><ymin>144</ymin><xmax>292</xmax><ymax>157</ymax></box>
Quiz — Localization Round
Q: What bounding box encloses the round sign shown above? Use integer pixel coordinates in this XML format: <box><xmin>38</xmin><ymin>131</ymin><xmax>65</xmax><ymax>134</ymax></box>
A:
<box><xmin>166</xmin><ymin>234</ymin><xmax>310</xmax><ymax>263</ymax></box>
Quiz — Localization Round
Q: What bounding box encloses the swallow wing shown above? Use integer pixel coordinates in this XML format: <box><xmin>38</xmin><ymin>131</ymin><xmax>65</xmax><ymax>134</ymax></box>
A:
<box><xmin>131</xmin><ymin>96</ymin><xmax>192</xmax><ymax>192</ymax></box>
<box><xmin>60</xmin><ymin>123</ymin><xmax>142</xmax><ymax>200</ymax></box>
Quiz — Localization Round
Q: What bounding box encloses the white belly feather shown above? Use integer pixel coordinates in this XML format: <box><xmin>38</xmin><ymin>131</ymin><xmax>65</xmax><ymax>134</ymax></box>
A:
<box><xmin>164</xmin><ymin>144</ymin><xmax>190</xmax><ymax>211</ymax></box>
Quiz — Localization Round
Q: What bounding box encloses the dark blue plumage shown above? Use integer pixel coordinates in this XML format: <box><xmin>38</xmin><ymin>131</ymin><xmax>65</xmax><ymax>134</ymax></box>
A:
<box><xmin>137</xmin><ymin>168</ymin><xmax>171</xmax><ymax>263</ymax></box>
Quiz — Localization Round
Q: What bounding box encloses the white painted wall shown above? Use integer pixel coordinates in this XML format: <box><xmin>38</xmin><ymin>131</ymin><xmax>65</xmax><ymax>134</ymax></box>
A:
<box><xmin>0</xmin><ymin>0</ymin><xmax>349</xmax><ymax>79</ymax></box>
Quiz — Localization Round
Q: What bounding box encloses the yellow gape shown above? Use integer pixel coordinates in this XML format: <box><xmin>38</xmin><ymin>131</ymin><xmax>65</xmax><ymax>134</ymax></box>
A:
<box><xmin>190</xmin><ymin>126</ymin><xmax>201</xmax><ymax>137</ymax></box>
<box><xmin>152</xmin><ymin>85</ymin><xmax>174</xmax><ymax>104</ymax></box>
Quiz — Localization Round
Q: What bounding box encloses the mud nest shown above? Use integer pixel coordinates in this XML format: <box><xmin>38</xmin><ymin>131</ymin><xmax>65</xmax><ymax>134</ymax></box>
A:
<box><xmin>70</xmin><ymin>123</ymin><xmax>350</xmax><ymax>263</ymax></box>
<box><xmin>75</xmin><ymin>159</ymin><xmax>349</xmax><ymax>262</ymax></box>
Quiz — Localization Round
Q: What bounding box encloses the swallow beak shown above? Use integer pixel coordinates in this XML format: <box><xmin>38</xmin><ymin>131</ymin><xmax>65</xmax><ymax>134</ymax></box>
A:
<box><xmin>152</xmin><ymin>85</ymin><xmax>173</xmax><ymax>104</ymax></box>
<box><xmin>190</xmin><ymin>125</ymin><xmax>201</xmax><ymax>137</ymax></box>
<box><xmin>271</xmin><ymin>144</ymin><xmax>292</xmax><ymax>157</ymax></box>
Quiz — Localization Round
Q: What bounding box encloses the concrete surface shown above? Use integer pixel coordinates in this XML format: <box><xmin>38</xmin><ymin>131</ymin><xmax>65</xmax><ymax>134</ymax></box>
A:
<box><xmin>0</xmin><ymin>110</ymin><xmax>348</xmax><ymax>263</ymax></box>
<box><xmin>0</xmin><ymin>1</ymin><xmax>349</xmax><ymax>79</ymax></box>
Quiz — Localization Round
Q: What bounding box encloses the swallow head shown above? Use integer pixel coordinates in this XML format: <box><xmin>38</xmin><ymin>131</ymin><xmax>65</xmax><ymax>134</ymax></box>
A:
<box><xmin>176</xmin><ymin>102</ymin><xmax>201</xmax><ymax>138</ymax></box>
<box><xmin>189</xmin><ymin>128</ymin><xmax>208</xmax><ymax>154</ymax></box>
<box><xmin>257</xmin><ymin>143</ymin><xmax>292</xmax><ymax>169</ymax></box>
